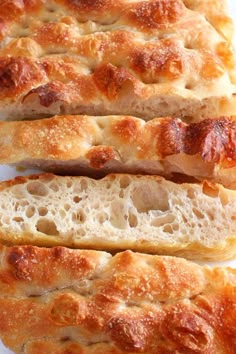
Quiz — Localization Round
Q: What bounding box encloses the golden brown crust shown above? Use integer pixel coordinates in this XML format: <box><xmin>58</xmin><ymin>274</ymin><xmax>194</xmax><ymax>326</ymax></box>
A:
<box><xmin>0</xmin><ymin>245</ymin><xmax>235</xmax><ymax>353</ymax></box>
<box><xmin>0</xmin><ymin>114</ymin><xmax>236</xmax><ymax>185</ymax></box>
<box><xmin>0</xmin><ymin>0</ymin><xmax>235</xmax><ymax>120</ymax></box>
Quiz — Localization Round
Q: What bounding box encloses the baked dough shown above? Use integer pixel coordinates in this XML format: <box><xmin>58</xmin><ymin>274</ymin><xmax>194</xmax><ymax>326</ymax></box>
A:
<box><xmin>0</xmin><ymin>114</ymin><xmax>235</xmax><ymax>186</ymax></box>
<box><xmin>0</xmin><ymin>173</ymin><xmax>235</xmax><ymax>260</ymax></box>
<box><xmin>0</xmin><ymin>245</ymin><xmax>235</xmax><ymax>353</ymax></box>
<box><xmin>0</xmin><ymin>0</ymin><xmax>235</xmax><ymax>120</ymax></box>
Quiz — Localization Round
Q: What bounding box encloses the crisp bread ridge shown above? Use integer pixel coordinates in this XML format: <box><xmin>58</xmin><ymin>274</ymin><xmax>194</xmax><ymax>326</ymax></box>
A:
<box><xmin>0</xmin><ymin>245</ymin><xmax>235</xmax><ymax>353</ymax></box>
<box><xmin>0</xmin><ymin>0</ymin><xmax>235</xmax><ymax>120</ymax></box>
<box><xmin>0</xmin><ymin>114</ymin><xmax>235</xmax><ymax>186</ymax></box>
<box><xmin>0</xmin><ymin>173</ymin><xmax>235</xmax><ymax>260</ymax></box>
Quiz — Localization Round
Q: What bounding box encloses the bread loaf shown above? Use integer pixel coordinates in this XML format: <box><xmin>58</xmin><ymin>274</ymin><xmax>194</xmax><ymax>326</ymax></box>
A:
<box><xmin>0</xmin><ymin>0</ymin><xmax>235</xmax><ymax>121</ymax></box>
<box><xmin>0</xmin><ymin>114</ymin><xmax>235</xmax><ymax>186</ymax></box>
<box><xmin>0</xmin><ymin>245</ymin><xmax>235</xmax><ymax>354</ymax></box>
<box><xmin>0</xmin><ymin>173</ymin><xmax>235</xmax><ymax>260</ymax></box>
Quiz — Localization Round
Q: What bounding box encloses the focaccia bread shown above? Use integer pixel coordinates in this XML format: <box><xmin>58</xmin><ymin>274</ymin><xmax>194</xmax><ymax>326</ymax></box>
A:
<box><xmin>0</xmin><ymin>0</ymin><xmax>235</xmax><ymax>121</ymax></box>
<box><xmin>0</xmin><ymin>245</ymin><xmax>235</xmax><ymax>354</ymax></box>
<box><xmin>0</xmin><ymin>173</ymin><xmax>236</xmax><ymax>260</ymax></box>
<box><xmin>0</xmin><ymin>114</ymin><xmax>235</xmax><ymax>186</ymax></box>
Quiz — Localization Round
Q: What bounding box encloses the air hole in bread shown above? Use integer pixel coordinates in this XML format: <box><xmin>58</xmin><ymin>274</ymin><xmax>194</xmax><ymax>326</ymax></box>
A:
<box><xmin>128</xmin><ymin>211</ymin><xmax>138</xmax><ymax>228</ymax></box>
<box><xmin>26</xmin><ymin>206</ymin><xmax>35</xmax><ymax>218</ymax></box>
<box><xmin>73</xmin><ymin>196</ymin><xmax>81</xmax><ymax>203</ymax></box>
<box><xmin>119</xmin><ymin>190</ymin><xmax>124</xmax><ymax>198</ymax></box>
<box><xmin>64</xmin><ymin>204</ymin><xmax>70</xmax><ymax>211</ymax></box>
<box><xmin>151</xmin><ymin>214</ymin><xmax>175</xmax><ymax>227</ymax></box>
<box><xmin>59</xmin><ymin>209</ymin><xmax>66</xmax><ymax>219</ymax></box>
<box><xmin>98</xmin><ymin>212</ymin><xmax>109</xmax><ymax>224</ymax></box>
<box><xmin>163</xmin><ymin>224</ymin><xmax>174</xmax><ymax>234</ymax></box>
<box><xmin>131</xmin><ymin>183</ymin><xmax>169</xmax><ymax>213</ymax></box>
<box><xmin>80</xmin><ymin>179</ymin><xmax>88</xmax><ymax>191</ymax></box>
<box><xmin>192</xmin><ymin>208</ymin><xmax>204</xmax><ymax>219</ymax></box>
<box><xmin>119</xmin><ymin>175</ymin><xmax>131</xmax><ymax>189</ymax></box>
<box><xmin>38</xmin><ymin>206</ymin><xmax>48</xmax><ymax>216</ymax></box>
<box><xmin>110</xmin><ymin>201</ymin><xmax>127</xmax><ymax>229</ymax></box>
<box><xmin>207</xmin><ymin>212</ymin><xmax>214</xmax><ymax>221</ymax></box>
<box><xmin>66</xmin><ymin>180</ymin><xmax>72</xmax><ymax>188</ymax></box>
<box><xmin>187</xmin><ymin>188</ymin><xmax>195</xmax><ymax>199</ymax></box>
<box><xmin>12</xmin><ymin>217</ymin><xmax>24</xmax><ymax>223</ymax></box>
<box><xmin>27</xmin><ymin>181</ymin><xmax>48</xmax><ymax>197</ymax></box>
<box><xmin>14</xmin><ymin>202</ymin><xmax>20</xmax><ymax>211</ymax></box>
<box><xmin>36</xmin><ymin>218</ymin><xmax>59</xmax><ymax>236</ymax></box>
<box><xmin>49</xmin><ymin>182</ymin><xmax>59</xmax><ymax>192</ymax></box>
<box><xmin>72</xmin><ymin>210</ymin><xmax>86</xmax><ymax>224</ymax></box>
<box><xmin>11</xmin><ymin>185</ymin><xmax>27</xmax><ymax>199</ymax></box>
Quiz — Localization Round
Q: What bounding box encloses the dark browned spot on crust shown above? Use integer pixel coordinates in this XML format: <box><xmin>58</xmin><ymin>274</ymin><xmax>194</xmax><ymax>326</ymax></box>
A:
<box><xmin>93</xmin><ymin>63</ymin><xmax>137</xmax><ymax>99</ymax></box>
<box><xmin>127</xmin><ymin>0</ymin><xmax>185</xmax><ymax>30</ymax></box>
<box><xmin>0</xmin><ymin>57</ymin><xmax>44</xmax><ymax>92</ymax></box>
<box><xmin>7</xmin><ymin>246</ymin><xmax>36</xmax><ymax>280</ymax></box>
<box><xmin>23</xmin><ymin>81</ymin><xmax>67</xmax><ymax>107</ymax></box>
<box><xmin>107</xmin><ymin>316</ymin><xmax>149</xmax><ymax>352</ymax></box>
<box><xmin>185</xmin><ymin>117</ymin><xmax>236</xmax><ymax>162</ymax></box>
<box><xmin>60</xmin><ymin>0</ymin><xmax>120</xmax><ymax>21</ymax></box>
<box><xmin>161</xmin><ymin>306</ymin><xmax>213</xmax><ymax>351</ymax></box>
<box><xmin>0</xmin><ymin>0</ymin><xmax>24</xmax><ymax>21</ymax></box>
<box><xmin>157</xmin><ymin>117</ymin><xmax>186</xmax><ymax>156</ymax></box>
<box><xmin>158</xmin><ymin>117</ymin><xmax>236</xmax><ymax>163</ymax></box>
<box><xmin>86</xmin><ymin>146</ymin><xmax>116</xmax><ymax>169</ymax></box>
<box><xmin>64</xmin><ymin>0</ymin><xmax>109</xmax><ymax>11</ymax></box>
<box><xmin>131</xmin><ymin>40</ymin><xmax>184</xmax><ymax>80</ymax></box>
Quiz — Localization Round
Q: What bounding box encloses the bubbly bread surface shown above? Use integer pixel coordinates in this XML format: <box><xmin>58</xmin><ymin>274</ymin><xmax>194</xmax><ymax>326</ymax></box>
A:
<box><xmin>0</xmin><ymin>0</ymin><xmax>235</xmax><ymax>120</ymax></box>
<box><xmin>0</xmin><ymin>114</ymin><xmax>236</xmax><ymax>185</ymax></box>
<box><xmin>0</xmin><ymin>173</ymin><xmax>236</xmax><ymax>260</ymax></box>
<box><xmin>0</xmin><ymin>245</ymin><xmax>235</xmax><ymax>353</ymax></box>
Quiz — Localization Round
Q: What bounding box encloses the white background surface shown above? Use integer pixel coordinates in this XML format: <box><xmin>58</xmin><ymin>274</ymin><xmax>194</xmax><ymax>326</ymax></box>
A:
<box><xmin>1</xmin><ymin>1</ymin><xmax>236</xmax><ymax>352</ymax></box>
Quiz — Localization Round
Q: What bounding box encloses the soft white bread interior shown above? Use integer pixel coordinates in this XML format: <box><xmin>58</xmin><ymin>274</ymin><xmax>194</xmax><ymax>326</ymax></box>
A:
<box><xmin>0</xmin><ymin>173</ymin><xmax>235</xmax><ymax>261</ymax></box>
<box><xmin>0</xmin><ymin>114</ymin><xmax>235</xmax><ymax>186</ymax></box>
<box><xmin>0</xmin><ymin>245</ymin><xmax>235</xmax><ymax>354</ymax></box>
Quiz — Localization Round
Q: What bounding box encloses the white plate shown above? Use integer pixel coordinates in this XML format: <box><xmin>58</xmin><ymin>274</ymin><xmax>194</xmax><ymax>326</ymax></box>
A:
<box><xmin>1</xmin><ymin>1</ymin><xmax>236</xmax><ymax>352</ymax></box>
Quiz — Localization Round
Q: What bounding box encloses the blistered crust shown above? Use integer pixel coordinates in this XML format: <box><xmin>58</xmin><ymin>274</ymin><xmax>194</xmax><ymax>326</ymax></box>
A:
<box><xmin>0</xmin><ymin>245</ymin><xmax>235</xmax><ymax>353</ymax></box>
<box><xmin>0</xmin><ymin>114</ymin><xmax>236</xmax><ymax>185</ymax></box>
<box><xmin>0</xmin><ymin>0</ymin><xmax>235</xmax><ymax>120</ymax></box>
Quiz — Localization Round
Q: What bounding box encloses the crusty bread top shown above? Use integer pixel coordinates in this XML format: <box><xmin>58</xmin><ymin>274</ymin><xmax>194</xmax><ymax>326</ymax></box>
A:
<box><xmin>0</xmin><ymin>114</ymin><xmax>236</xmax><ymax>185</ymax></box>
<box><xmin>0</xmin><ymin>0</ymin><xmax>235</xmax><ymax>120</ymax></box>
<box><xmin>0</xmin><ymin>173</ymin><xmax>236</xmax><ymax>260</ymax></box>
<box><xmin>0</xmin><ymin>245</ymin><xmax>235</xmax><ymax>353</ymax></box>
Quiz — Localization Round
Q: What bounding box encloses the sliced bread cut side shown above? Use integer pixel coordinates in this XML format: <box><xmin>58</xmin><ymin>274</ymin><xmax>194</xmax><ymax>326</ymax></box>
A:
<box><xmin>0</xmin><ymin>173</ymin><xmax>235</xmax><ymax>260</ymax></box>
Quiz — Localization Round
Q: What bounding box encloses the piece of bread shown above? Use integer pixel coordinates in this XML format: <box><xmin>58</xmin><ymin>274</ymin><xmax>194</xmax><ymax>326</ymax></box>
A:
<box><xmin>0</xmin><ymin>245</ymin><xmax>235</xmax><ymax>353</ymax></box>
<box><xmin>0</xmin><ymin>114</ymin><xmax>235</xmax><ymax>186</ymax></box>
<box><xmin>0</xmin><ymin>173</ymin><xmax>236</xmax><ymax>260</ymax></box>
<box><xmin>0</xmin><ymin>0</ymin><xmax>235</xmax><ymax>121</ymax></box>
